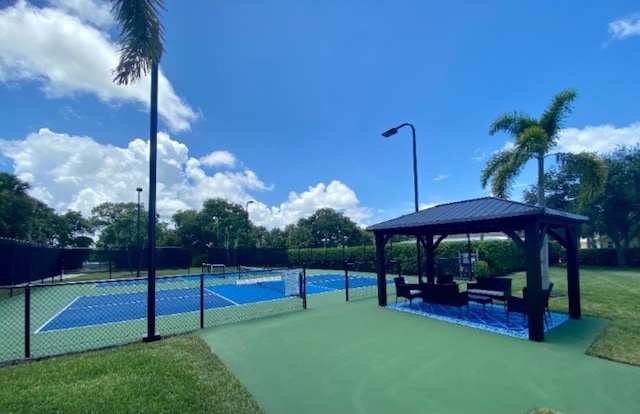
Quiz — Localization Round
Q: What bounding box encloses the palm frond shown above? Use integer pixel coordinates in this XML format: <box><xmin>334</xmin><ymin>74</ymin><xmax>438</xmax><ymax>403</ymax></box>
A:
<box><xmin>562</xmin><ymin>152</ymin><xmax>608</xmax><ymax>206</ymax></box>
<box><xmin>480</xmin><ymin>148</ymin><xmax>530</xmax><ymax>198</ymax></box>
<box><xmin>112</xmin><ymin>0</ymin><xmax>166</xmax><ymax>85</ymax></box>
<box><xmin>489</xmin><ymin>112</ymin><xmax>537</xmax><ymax>136</ymax></box>
<box><xmin>539</xmin><ymin>88</ymin><xmax>578</xmax><ymax>138</ymax></box>
<box><xmin>480</xmin><ymin>149</ymin><xmax>512</xmax><ymax>190</ymax></box>
<box><xmin>515</xmin><ymin>125</ymin><xmax>551</xmax><ymax>156</ymax></box>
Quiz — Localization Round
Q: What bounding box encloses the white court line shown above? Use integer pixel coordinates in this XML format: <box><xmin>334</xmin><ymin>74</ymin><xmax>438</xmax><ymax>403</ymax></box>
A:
<box><xmin>203</xmin><ymin>286</ymin><xmax>240</xmax><ymax>306</ymax></box>
<box><xmin>35</xmin><ymin>296</ymin><xmax>81</xmax><ymax>334</ymax></box>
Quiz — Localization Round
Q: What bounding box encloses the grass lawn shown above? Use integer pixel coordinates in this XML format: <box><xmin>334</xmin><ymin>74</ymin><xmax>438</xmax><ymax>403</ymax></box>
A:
<box><xmin>0</xmin><ymin>334</ymin><xmax>264</xmax><ymax>414</ymax></box>
<box><xmin>508</xmin><ymin>265</ymin><xmax>640</xmax><ymax>365</ymax></box>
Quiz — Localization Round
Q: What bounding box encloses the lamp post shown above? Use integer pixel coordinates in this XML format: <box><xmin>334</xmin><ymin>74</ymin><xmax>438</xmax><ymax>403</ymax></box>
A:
<box><xmin>381</xmin><ymin>123</ymin><xmax>422</xmax><ymax>282</ymax></box>
<box><xmin>136</xmin><ymin>187</ymin><xmax>142</xmax><ymax>278</ymax></box>
<box><xmin>245</xmin><ymin>200</ymin><xmax>255</xmax><ymax>264</ymax></box>
<box><xmin>246</xmin><ymin>200</ymin><xmax>255</xmax><ymax>241</ymax></box>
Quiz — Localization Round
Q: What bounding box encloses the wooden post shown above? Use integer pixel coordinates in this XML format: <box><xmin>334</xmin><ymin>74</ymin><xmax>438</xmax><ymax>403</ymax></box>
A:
<box><xmin>375</xmin><ymin>232</ymin><xmax>387</xmax><ymax>306</ymax></box>
<box><xmin>425</xmin><ymin>234</ymin><xmax>435</xmax><ymax>284</ymax></box>
<box><xmin>566</xmin><ymin>226</ymin><xmax>581</xmax><ymax>319</ymax></box>
<box><xmin>525</xmin><ymin>221</ymin><xmax>545</xmax><ymax>341</ymax></box>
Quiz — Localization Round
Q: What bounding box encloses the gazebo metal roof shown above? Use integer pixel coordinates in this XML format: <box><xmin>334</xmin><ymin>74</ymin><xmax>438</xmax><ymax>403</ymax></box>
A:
<box><xmin>367</xmin><ymin>197</ymin><xmax>588</xmax><ymax>235</ymax></box>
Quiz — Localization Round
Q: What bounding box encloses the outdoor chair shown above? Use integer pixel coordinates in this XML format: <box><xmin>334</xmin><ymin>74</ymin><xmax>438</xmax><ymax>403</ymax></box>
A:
<box><xmin>394</xmin><ymin>277</ymin><xmax>421</xmax><ymax>307</ymax></box>
<box><xmin>506</xmin><ymin>282</ymin><xmax>554</xmax><ymax>324</ymax></box>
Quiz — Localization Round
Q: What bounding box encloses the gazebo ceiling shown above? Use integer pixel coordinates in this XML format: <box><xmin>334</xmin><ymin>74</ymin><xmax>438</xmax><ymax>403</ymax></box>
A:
<box><xmin>366</xmin><ymin>197</ymin><xmax>588</xmax><ymax>236</ymax></box>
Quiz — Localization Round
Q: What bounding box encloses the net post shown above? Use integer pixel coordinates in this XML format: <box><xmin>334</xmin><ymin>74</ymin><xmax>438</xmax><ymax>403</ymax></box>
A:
<box><xmin>199</xmin><ymin>272</ymin><xmax>204</xmax><ymax>329</ymax></box>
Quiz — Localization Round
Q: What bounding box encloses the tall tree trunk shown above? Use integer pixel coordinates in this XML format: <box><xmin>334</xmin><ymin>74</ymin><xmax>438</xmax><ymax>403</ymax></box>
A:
<box><xmin>537</xmin><ymin>155</ymin><xmax>550</xmax><ymax>289</ymax></box>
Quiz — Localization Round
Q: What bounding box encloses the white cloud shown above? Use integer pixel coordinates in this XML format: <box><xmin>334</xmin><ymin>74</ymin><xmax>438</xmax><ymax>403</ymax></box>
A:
<box><xmin>609</xmin><ymin>13</ymin><xmax>640</xmax><ymax>40</ymax></box>
<box><xmin>200</xmin><ymin>151</ymin><xmax>237</xmax><ymax>168</ymax></box>
<box><xmin>489</xmin><ymin>124</ymin><xmax>640</xmax><ymax>156</ymax></box>
<box><xmin>256</xmin><ymin>181</ymin><xmax>371</xmax><ymax>229</ymax></box>
<box><xmin>49</xmin><ymin>0</ymin><xmax>113</xmax><ymax>29</ymax></box>
<box><xmin>0</xmin><ymin>1</ymin><xmax>198</xmax><ymax>133</ymax></box>
<box><xmin>433</xmin><ymin>173</ymin><xmax>451</xmax><ymax>182</ymax></box>
<box><xmin>557</xmin><ymin>123</ymin><xmax>640</xmax><ymax>154</ymax></box>
<box><xmin>0</xmin><ymin>129</ymin><xmax>371</xmax><ymax>229</ymax></box>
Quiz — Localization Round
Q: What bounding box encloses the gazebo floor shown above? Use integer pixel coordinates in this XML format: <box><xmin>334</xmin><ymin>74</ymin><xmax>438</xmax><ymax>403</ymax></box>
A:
<box><xmin>387</xmin><ymin>300</ymin><xmax>569</xmax><ymax>339</ymax></box>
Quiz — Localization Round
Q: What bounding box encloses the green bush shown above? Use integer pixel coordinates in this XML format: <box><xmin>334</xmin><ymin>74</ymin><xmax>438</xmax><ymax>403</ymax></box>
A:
<box><xmin>474</xmin><ymin>260</ymin><xmax>490</xmax><ymax>277</ymax></box>
<box><xmin>285</xmin><ymin>238</ymin><xmax>638</xmax><ymax>274</ymax></box>
<box><xmin>579</xmin><ymin>248</ymin><xmax>617</xmax><ymax>266</ymax></box>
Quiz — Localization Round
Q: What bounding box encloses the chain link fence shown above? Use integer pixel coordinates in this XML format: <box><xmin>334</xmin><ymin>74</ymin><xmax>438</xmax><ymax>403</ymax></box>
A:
<box><xmin>1</xmin><ymin>269</ymin><xmax>307</xmax><ymax>364</ymax></box>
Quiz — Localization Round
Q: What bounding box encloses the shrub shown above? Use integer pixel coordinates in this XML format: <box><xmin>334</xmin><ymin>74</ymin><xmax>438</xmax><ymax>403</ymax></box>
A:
<box><xmin>474</xmin><ymin>260</ymin><xmax>490</xmax><ymax>277</ymax></box>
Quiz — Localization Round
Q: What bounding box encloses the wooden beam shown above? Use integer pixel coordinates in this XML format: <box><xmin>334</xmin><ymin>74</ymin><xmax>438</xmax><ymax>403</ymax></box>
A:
<box><xmin>503</xmin><ymin>229</ymin><xmax>525</xmax><ymax>250</ymax></box>
<box><xmin>525</xmin><ymin>221</ymin><xmax>545</xmax><ymax>341</ymax></box>
<box><xmin>547</xmin><ymin>228</ymin><xmax>567</xmax><ymax>249</ymax></box>
<box><xmin>433</xmin><ymin>234</ymin><xmax>448</xmax><ymax>249</ymax></box>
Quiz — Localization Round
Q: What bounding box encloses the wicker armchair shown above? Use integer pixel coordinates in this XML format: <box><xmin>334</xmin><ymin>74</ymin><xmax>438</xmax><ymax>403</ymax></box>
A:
<box><xmin>506</xmin><ymin>282</ymin><xmax>554</xmax><ymax>324</ymax></box>
<box><xmin>394</xmin><ymin>277</ymin><xmax>422</xmax><ymax>307</ymax></box>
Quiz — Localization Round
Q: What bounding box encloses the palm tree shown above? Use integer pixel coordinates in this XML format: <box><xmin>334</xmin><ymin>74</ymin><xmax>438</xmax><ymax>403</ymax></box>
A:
<box><xmin>111</xmin><ymin>0</ymin><xmax>165</xmax><ymax>342</ymax></box>
<box><xmin>481</xmin><ymin>88</ymin><xmax>606</xmax><ymax>288</ymax></box>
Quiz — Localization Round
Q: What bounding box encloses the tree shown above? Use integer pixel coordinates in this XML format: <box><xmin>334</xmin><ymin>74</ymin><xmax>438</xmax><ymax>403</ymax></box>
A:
<box><xmin>523</xmin><ymin>160</ymin><xmax>605</xmax><ymax>247</ymax></box>
<box><xmin>172</xmin><ymin>209</ymin><xmax>203</xmax><ymax>250</ymax></box>
<box><xmin>200</xmin><ymin>199</ymin><xmax>251</xmax><ymax>249</ymax></box>
<box><xmin>481</xmin><ymin>89</ymin><xmax>606</xmax><ymax>287</ymax></box>
<box><xmin>111</xmin><ymin>0</ymin><xmax>165</xmax><ymax>341</ymax></box>
<box><xmin>0</xmin><ymin>173</ymin><xmax>35</xmax><ymax>240</ymax></box>
<box><xmin>590</xmin><ymin>146</ymin><xmax>640</xmax><ymax>266</ymax></box>
<box><xmin>56</xmin><ymin>210</ymin><xmax>93</xmax><ymax>247</ymax></box>
<box><xmin>28</xmin><ymin>200</ymin><xmax>60</xmax><ymax>245</ymax></box>
<box><xmin>295</xmin><ymin>208</ymin><xmax>367</xmax><ymax>248</ymax></box>
<box><xmin>91</xmin><ymin>202</ymin><xmax>146</xmax><ymax>248</ymax></box>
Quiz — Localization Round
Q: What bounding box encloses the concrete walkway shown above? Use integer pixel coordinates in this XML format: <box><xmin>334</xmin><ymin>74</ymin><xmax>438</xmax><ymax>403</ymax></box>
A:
<box><xmin>200</xmin><ymin>291</ymin><xmax>640</xmax><ymax>414</ymax></box>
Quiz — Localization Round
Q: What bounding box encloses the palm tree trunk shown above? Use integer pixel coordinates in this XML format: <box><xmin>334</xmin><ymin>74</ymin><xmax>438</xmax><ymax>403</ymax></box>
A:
<box><xmin>537</xmin><ymin>155</ymin><xmax>550</xmax><ymax>289</ymax></box>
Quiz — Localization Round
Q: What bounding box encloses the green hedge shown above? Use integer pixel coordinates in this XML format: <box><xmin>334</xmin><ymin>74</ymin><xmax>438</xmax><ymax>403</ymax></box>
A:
<box><xmin>287</xmin><ymin>242</ymin><xmax>640</xmax><ymax>275</ymax></box>
<box><xmin>288</xmin><ymin>240</ymin><xmax>529</xmax><ymax>276</ymax></box>
<box><xmin>579</xmin><ymin>248</ymin><xmax>640</xmax><ymax>267</ymax></box>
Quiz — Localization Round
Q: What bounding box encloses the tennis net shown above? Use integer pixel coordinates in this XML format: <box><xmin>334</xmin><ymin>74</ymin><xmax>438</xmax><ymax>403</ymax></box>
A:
<box><xmin>237</xmin><ymin>266</ymin><xmax>302</xmax><ymax>296</ymax></box>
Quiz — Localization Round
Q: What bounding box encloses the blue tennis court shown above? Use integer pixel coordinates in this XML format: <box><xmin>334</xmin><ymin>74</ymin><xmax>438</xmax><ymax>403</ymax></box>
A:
<box><xmin>306</xmin><ymin>273</ymin><xmax>387</xmax><ymax>293</ymax></box>
<box><xmin>37</xmin><ymin>287</ymin><xmax>235</xmax><ymax>332</ymax></box>
<box><xmin>36</xmin><ymin>273</ymin><xmax>382</xmax><ymax>333</ymax></box>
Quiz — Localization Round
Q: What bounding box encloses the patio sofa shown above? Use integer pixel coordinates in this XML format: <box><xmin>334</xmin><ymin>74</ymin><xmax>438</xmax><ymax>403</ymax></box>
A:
<box><xmin>420</xmin><ymin>283</ymin><xmax>468</xmax><ymax>315</ymax></box>
<box><xmin>466</xmin><ymin>277</ymin><xmax>512</xmax><ymax>305</ymax></box>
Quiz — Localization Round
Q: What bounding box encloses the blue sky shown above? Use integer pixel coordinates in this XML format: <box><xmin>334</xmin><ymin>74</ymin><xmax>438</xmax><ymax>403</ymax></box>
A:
<box><xmin>0</xmin><ymin>0</ymin><xmax>639</xmax><ymax>230</ymax></box>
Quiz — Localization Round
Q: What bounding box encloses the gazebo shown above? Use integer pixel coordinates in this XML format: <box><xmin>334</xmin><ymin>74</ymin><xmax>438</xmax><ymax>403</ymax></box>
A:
<box><xmin>366</xmin><ymin>197</ymin><xmax>587</xmax><ymax>341</ymax></box>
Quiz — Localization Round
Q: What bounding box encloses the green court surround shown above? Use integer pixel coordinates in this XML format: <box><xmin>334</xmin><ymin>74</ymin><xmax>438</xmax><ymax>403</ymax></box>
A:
<box><xmin>200</xmin><ymin>291</ymin><xmax>640</xmax><ymax>414</ymax></box>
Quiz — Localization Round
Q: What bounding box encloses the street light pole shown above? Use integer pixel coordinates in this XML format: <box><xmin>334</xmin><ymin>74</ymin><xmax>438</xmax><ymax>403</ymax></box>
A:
<box><xmin>245</xmin><ymin>200</ymin><xmax>255</xmax><ymax>247</ymax></box>
<box><xmin>245</xmin><ymin>200</ymin><xmax>255</xmax><ymax>266</ymax></box>
<box><xmin>382</xmin><ymin>123</ymin><xmax>422</xmax><ymax>282</ymax></box>
<box><xmin>136</xmin><ymin>187</ymin><xmax>142</xmax><ymax>278</ymax></box>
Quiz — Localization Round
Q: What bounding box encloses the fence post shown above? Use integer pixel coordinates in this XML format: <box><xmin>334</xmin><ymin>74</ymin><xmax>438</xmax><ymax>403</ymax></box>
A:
<box><xmin>344</xmin><ymin>260</ymin><xmax>349</xmax><ymax>302</ymax></box>
<box><xmin>301</xmin><ymin>263</ymin><xmax>307</xmax><ymax>310</ymax></box>
<box><xmin>24</xmin><ymin>284</ymin><xmax>31</xmax><ymax>359</ymax></box>
<box><xmin>200</xmin><ymin>273</ymin><xmax>205</xmax><ymax>329</ymax></box>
